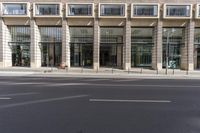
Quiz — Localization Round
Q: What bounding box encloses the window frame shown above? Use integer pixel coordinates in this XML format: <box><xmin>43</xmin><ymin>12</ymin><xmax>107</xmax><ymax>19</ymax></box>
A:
<box><xmin>66</xmin><ymin>3</ymin><xmax>94</xmax><ymax>18</ymax></box>
<box><xmin>99</xmin><ymin>3</ymin><xmax>127</xmax><ymax>18</ymax></box>
<box><xmin>1</xmin><ymin>2</ymin><xmax>30</xmax><ymax>17</ymax></box>
<box><xmin>163</xmin><ymin>4</ymin><xmax>192</xmax><ymax>19</ymax></box>
<box><xmin>131</xmin><ymin>3</ymin><xmax>159</xmax><ymax>19</ymax></box>
<box><xmin>33</xmin><ymin>2</ymin><xmax>62</xmax><ymax>18</ymax></box>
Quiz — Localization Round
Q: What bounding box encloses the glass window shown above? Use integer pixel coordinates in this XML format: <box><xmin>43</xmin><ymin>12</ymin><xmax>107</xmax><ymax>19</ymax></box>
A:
<box><xmin>131</xmin><ymin>28</ymin><xmax>153</xmax><ymax>68</ymax></box>
<box><xmin>69</xmin><ymin>27</ymin><xmax>93</xmax><ymax>43</ymax></box>
<box><xmin>100</xmin><ymin>27</ymin><xmax>123</xmax><ymax>43</ymax></box>
<box><xmin>9</xmin><ymin>26</ymin><xmax>30</xmax><ymax>42</ymax></box>
<box><xmin>36</xmin><ymin>4</ymin><xmax>60</xmax><ymax>15</ymax></box>
<box><xmin>100</xmin><ymin>4</ymin><xmax>125</xmax><ymax>16</ymax></box>
<box><xmin>131</xmin><ymin>28</ymin><xmax>153</xmax><ymax>43</ymax></box>
<box><xmin>133</xmin><ymin>5</ymin><xmax>158</xmax><ymax>16</ymax></box>
<box><xmin>68</xmin><ymin>4</ymin><xmax>92</xmax><ymax>16</ymax></box>
<box><xmin>39</xmin><ymin>27</ymin><xmax>62</xmax><ymax>42</ymax></box>
<box><xmin>195</xmin><ymin>28</ymin><xmax>200</xmax><ymax>44</ymax></box>
<box><xmin>162</xmin><ymin>28</ymin><xmax>184</xmax><ymax>69</ymax></box>
<box><xmin>3</xmin><ymin>3</ymin><xmax>27</xmax><ymax>15</ymax></box>
<box><xmin>166</xmin><ymin>5</ymin><xmax>191</xmax><ymax>17</ymax></box>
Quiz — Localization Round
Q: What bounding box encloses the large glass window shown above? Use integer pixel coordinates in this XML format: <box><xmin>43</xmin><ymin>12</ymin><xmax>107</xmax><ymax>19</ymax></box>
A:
<box><xmin>100</xmin><ymin>27</ymin><xmax>123</xmax><ymax>68</ymax></box>
<box><xmin>133</xmin><ymin>5</ymin><xmax>158</xmax><ymax>17</ymax></box>
<box><xmin>166</xmin><ymin>5</ymin><xmax>191</xmax><ymax>17</ymax></box>
<box><xmin>40</xmin><ymin>27</ymin><xmax>62</xmax><ymax>42</ymax></box>
<box><xmin>35</xmin><ymin>4</ymin><xmax>60</xmax><ymax>15</ymax></box>
<box><xmin>100</xmin><ymin>4</ymin><xmax>125</xmax><ymax>16</ymax></box>
<box><xmin>3</xmin><ymin>3</ymin><xmax>27</xmax><ymax>15</ymax></box>
<box><xmin>68</xmin><ymin>4</ymin><xmax>92</xmax><ymax>16</ymax></box>
<box><xmin>194</xmin><ymin>28</ymin><xmax>200</xmax><ymax>69</ymax></box>
<box><xmin>163</xmin><ymin>28</ymin><xmax>184</xmax><ymax>69</ymax></box>
<box><xmin>39</xmin><ymin>27</ymin><xmax>62</xmax><ymax>67</ymax></box>
<box><xmin>8</xmin><ymin>26</ymin><xmax>31</xmax><ymax>67</ymax></box>
<box><xmin>131</xmin><ymin>28</ymin><xmax>153</xmax><ymax>67</ymax></box>
<box><xmin>69</xmin><ymin>27</ymin><xmax>93</xmax><ymax>67</ymax></box>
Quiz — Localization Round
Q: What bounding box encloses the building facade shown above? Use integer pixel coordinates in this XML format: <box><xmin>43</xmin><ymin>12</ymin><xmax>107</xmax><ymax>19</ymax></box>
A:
<box><xmin>0</xmin><ymin>0</ymin><xmax>200</xmax><ymax>71</ymax></box>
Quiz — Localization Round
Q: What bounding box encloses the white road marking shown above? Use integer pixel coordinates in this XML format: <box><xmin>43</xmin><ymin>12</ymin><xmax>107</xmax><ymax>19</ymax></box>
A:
<box><xmin>0</xmin><ymin>95</ymin><xmax>88</xmax><ymax>109</ymax></box>
<box><xmin>89</xmin><ymin>84</ymin><xmax>200</xmax><ymax>88</ymax></box>
<box><xmin>41</xmin><ymin>83</ymin><xmax>89</xmax><ymax>86</ymax></box>
<box><xmin>0</xmin><ymin>97</ymin><xmax>12</xmax><ymax>100</ymax></box>
<box><xmin>0</xmin><ymin>92</ymin><xmax>39</xmax><ymax>97</ymax></box>
<box><xmin>89</xmin><ymin>99</ymin><xmax>171</xmax><ymax>103</ymax></box>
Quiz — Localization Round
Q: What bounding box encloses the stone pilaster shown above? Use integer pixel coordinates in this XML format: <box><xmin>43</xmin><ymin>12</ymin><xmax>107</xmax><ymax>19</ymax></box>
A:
<box><xmin>30</xmin><ymin>19</ymin><xmax>41</xmax><ymax>68</ymax></box>
<box><xmin>93</xmin><ymin>18</ymin><xmax>100</xmax><ymax>70</ymax></box>
<box><xmin>62</xmin><ymin>19</ymin><xmax>70</xmax><ymax>68</ymax></box>
<box><xmin>152</xmin><ymin>20</ymin><xmax>163</xmax><ymax>70</ymax></box>
<box><xmin>187</xmin><ymin>20</ymin><xmax>195</xmax><ymax>71</ymax></box>
<box><xmin>0</xmin><ymin>18</ymin><xmax>12</xmax><ymax>67</ymax></box>
<box><xmin>181</xmin><ymin>20</ymin><xmax>194</xmax><ymax>70</ymax></box>
<box><xmin>123</xmin><ymin>19</ymin><xmax>131</xmax><ymax>70</ymax></box>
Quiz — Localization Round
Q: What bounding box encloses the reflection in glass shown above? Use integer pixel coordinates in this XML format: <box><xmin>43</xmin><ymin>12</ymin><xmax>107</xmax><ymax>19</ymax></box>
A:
<box><xmin>100</xmin><ymin>27</ymin><xmax>123</xmax><ymax>68</ymax></box>
<box><xmin>133</xmin><ymin>5</ymin><xmax>158</xmax><ymax>16</ymax></box>
<box><xmin>194</xmin><ymin>28</ymin><xmax>200</xmax><ymax>69</ymax></box>
<box><xmin>131</xmin><ymin>28</ymin><xmax>153</xmax><ymax>67</ymax></box>
<box><xmin>162</xmin><ymin>28</ymin><xmax>184</xmax><ymax>69</ymax></box>
<box><xmin>100</xmin><ymin>4</ymin><xmax>125</xmax><ymax>16</ymax></box>
<box><xmin>36</xmin><ymin>4</ymin><xmax>60</xmax><ymax>15</ymax></box>
<box><xmin>69</xmin><ymin>27</ymin><xmax>93</xmax><ymax>67</ymax></box>
<box><xmin>68</xmin><ymin>4</ymin><xmax>92</xmax><ymax>16</ymax></box>
<box><xmin>8</xmin><ymin>26</ymin><xmax>30</xmax><ymax>67</ymax></box>
<box><xmin>166</xmin><ymin>5</ymin><xmax>190</xmax><ymax>17</ymax></box>
<box><xmin>39</xmin><ymin>27</ymin><xmax>62</xmax><ymax>67</ymax></box>
<box><xmin>3</xmin><ymin>3</ymin><xmax>27</xmax><ymax>15</ymax></box>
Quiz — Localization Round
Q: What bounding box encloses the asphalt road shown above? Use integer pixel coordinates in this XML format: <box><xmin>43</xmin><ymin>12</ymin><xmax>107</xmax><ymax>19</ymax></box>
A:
<box><xmin>0</xmin><ymin>76</ymin><xmax>200</xmax><ymax>133</ymax></box>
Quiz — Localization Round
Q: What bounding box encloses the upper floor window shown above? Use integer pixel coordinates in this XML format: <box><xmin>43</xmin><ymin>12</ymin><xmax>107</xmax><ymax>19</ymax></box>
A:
<box><xmin>133</xmin><ymin>5</ymin><xmax>158</xmax><ymax>17</ymax></box>
<box><xmin>100</xmin><ymin>4</ymin><xmax>125</xmax><ymax>16</ymax></box>
<box><xmin>68</xmin><ymin>4</ymin><xmax>92</xmax><ymax>16</ymax></box>
<box><xmin>3</xmin><ymin>3</ymin><xmax>27</xmax><ymax>15</ymax></box>
<box><xmin>35</xmin><ymin>4</ymin><xmax>60</xmax><ymax>15</ymax></box>
<box><xmin>166</xmin><ymin>5</ymin><xmax>191</xmax><ymax>17</ymax></box>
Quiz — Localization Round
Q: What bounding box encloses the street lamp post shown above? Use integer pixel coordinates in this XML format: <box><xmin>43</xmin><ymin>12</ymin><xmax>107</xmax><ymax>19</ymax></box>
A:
<box><xmin>165</xmin><ymin>28</ymin><xmax>175</xmax><ymax>75</ymax></box>
<box><xmin>166</xmin><ymin>31</ymin><xmax>170</xmax><ymax>75</ymax></box>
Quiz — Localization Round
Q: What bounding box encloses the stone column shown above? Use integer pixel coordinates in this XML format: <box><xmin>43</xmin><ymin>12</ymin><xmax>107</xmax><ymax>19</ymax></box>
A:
<box><xmin>152</xmin><ymin>20</ymin><xmax>163</xmax><ymax>70</ymax></box>
<box><xmin>123</xmin><ymin>19</ymin><xmax>131</xmax><ymax>70</ymax></box>
<box><xmin>0</xmin><ymin>18</ymin><xmax>3</xmax><ymax>67</ymax></box>
<box><xmin>187</xmin><ymin>20</ymin><xmax>195</xmax><ymax>71</ymax></box>
<box><xmin>93</xmin><ymin>18</ymin><xmax>100</xmax><ymax>71</ymax></box>
<box><xmin>181</xmin><ymin>20</ymin><xmax>194</xmax><ymax>70</ymax></box>
<box><xmin>30</xmin><ymin>19</ymin><xmax>41</xmax><ymax>68</ymax></box>
<box><xmin>0</xmin><ymin>18</ymin><xmax>12</xmax><ymax>67</ymax></box>
<box><xmin>62</xmin><ymin>19</ymin><xmax>70</xmax><ymax>68</ymax></box>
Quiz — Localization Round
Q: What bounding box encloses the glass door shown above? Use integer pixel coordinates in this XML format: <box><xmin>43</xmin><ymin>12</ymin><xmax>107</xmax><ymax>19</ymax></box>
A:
<box><xmin>100</xmin><ymin>44</ymin><xmax>122</xmax><ymax>68</ymax></box>
<box><xmin>70</xmin><ymin>43</ymin><xmax>93</xmax><ymax>67</ymax></box>
<box><xmin>41</xmin><ymin>43</ymin><xmax>62</xmax><ymax>67</ymax></box>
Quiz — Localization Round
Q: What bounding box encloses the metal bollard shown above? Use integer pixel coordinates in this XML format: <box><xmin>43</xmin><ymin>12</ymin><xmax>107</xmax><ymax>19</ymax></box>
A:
<box><xmin>140</xmin><ymin>68</ymin><xmax>143</xmax><ymax>74</ymax></box>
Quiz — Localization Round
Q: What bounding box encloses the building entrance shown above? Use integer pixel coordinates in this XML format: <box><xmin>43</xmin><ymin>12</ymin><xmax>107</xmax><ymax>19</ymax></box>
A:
<box><xmin>41</xmin><ymin>43</ymin><xmax>62</xmax><ymax>67</ymax></box>
<box><xmin>10</xmin><ymin>43</ymin><xmax>30</xmax><ymax>67</ymax></box>
<box><xmin>100</xmin><ymin>44</ymin><xmax>122</xmax><ymax>68</ymax></box>
<box><xmin>70</xmin><ymin>43</ymin><xmax>93</xmax><ymax>67</ymax></box>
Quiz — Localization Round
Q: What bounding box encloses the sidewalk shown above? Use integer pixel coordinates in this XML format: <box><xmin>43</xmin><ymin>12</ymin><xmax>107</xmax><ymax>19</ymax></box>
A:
<box><xmin>0</xmin><ymin>67</ymin><xmax>200</xmax><ymax>79</ymax></box>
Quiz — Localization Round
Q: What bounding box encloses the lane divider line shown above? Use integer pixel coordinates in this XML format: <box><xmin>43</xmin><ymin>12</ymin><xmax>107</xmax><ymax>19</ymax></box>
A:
<box><xmin>89</xmin><ymin>99</ymin><xmax>172</xmax><ymax>103</ymax></box>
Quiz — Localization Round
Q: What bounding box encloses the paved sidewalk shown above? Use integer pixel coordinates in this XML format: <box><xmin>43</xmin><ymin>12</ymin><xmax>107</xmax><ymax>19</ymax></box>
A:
<box><xmin>0</xmin><ymin>67</ymin><xmax>200</xmax><ymax>79</ymax></box>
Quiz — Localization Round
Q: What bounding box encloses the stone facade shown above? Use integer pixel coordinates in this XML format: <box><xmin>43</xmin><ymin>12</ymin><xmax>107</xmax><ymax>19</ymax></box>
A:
<box><xmin>0</xmin><ymin>0</ymin><xmax>200</xmax><ymax>71</ymax></box>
